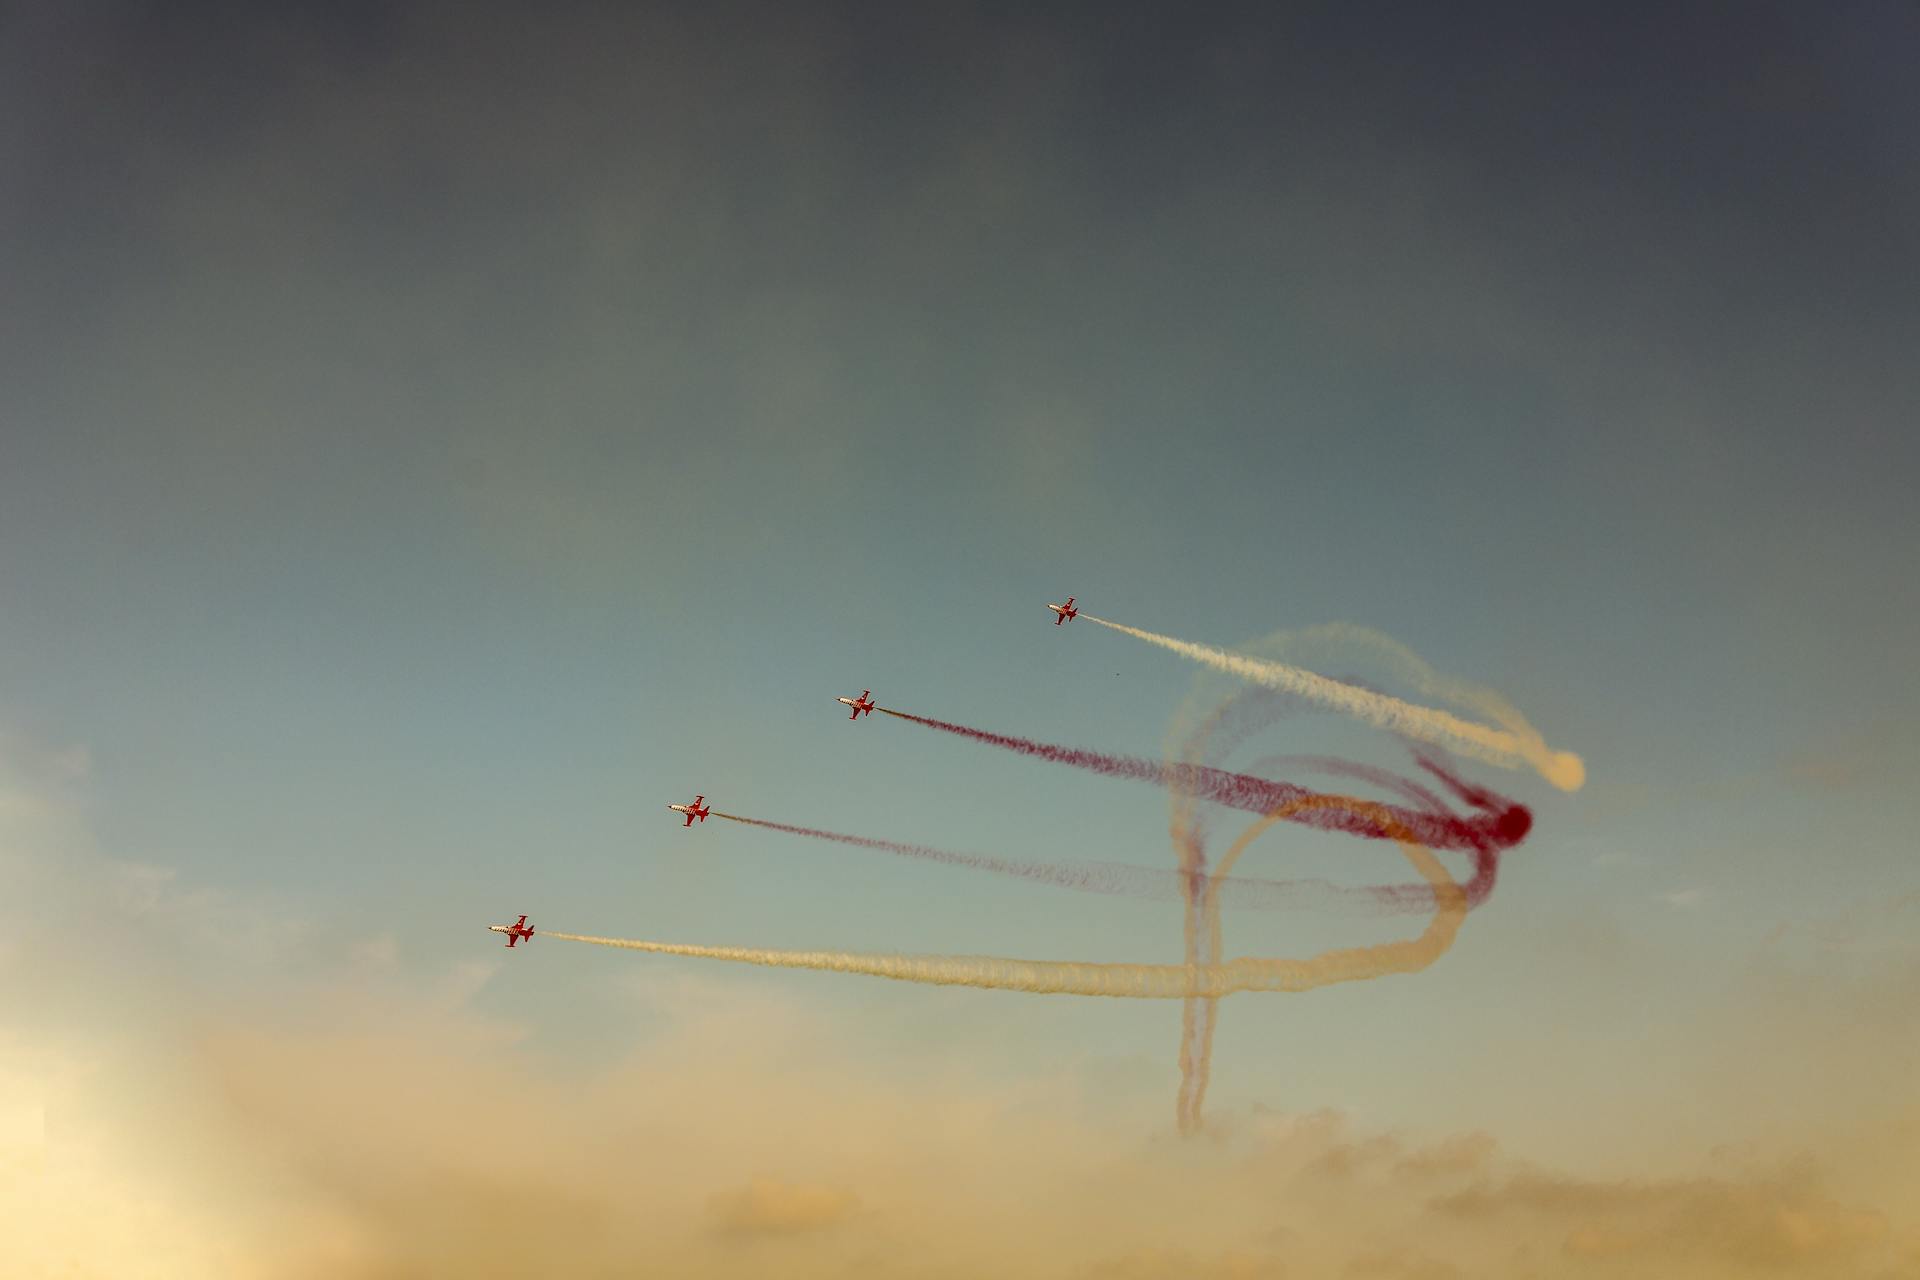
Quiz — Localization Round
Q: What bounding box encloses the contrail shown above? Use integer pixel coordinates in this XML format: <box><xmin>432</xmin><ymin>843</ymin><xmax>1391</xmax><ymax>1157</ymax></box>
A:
<box><xmin>1078</xmin><ymin>614</ymin><xmax>1586</xmax><ymax>792</ymax></box>
<box><xmin>1181</xmin><ymin>807</ymin><xmax>1319</xmax><ymax>1131</ymax></box>
<box><xmin>550</xmin><ymin>796</ymin><xmax>1465</xmax><ymax>999</ymax></box>
<box><xmin>1169</xmin><ymin>684</ymin><xmax>1308</xmax><ymax>1132</ymax></box>
<box><xmin>873</xmin><ymin>707</ymin><xmax>1531</xmax><ymax>871</ymax></box>
<box><xmin>1158</xmin><ymin>683</ymin><xmax>1509</xmax><ymax>1131</ymax></box>
<box><xmin>1178</xmin><ymin>781</ymin><xmax>1487</xmax><ymax>1129</ymax></box>
<box><xmin>715</xmin><ymin>810</ymin><xmax>1192</xmax><ymax>902</ymax></box>
<box><xmin>713</xmin><ymin>809</ymin><xmax>1486</xmax><ymax>916</ymax></box>
<box><xmin>1160</xmin><ymin>687</ymin><xmax>1546</xmax><ymax>1130</ymax></box>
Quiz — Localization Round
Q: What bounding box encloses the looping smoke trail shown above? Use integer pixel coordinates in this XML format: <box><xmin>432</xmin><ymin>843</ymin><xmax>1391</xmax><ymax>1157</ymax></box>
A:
<box><xmin>1171</xmin><ymin>683</ymin><xmax>1314</xmax><ymax>1130</ymax></box>
<box><xmin>550</xmin><ymin>796</ymin><xmax>1465</xmax><ymax>999</ymax></box>
<box><xmin>713</xmin><ymin>809</ymin><xmax>1479</xmax><ymax>916</ymax></box>
<box><xmin>1162</xmin><ymin>685</ymin><xmax>1501</xmax><ymax>1130</ymax></box>
<box><xmin>1182</xmin><ymin>795</ymin><xmax>1454</xmax><ymax>1128</ymax></box>
<box><xmin>869</xmin><ymin>691</ymin><xmax>1528</xmax><ymax>1130</ymax></box>
<box><xmin>1078</xmin><ymin>614</ymin><xmax>1586</xmax><ymax>792</ymax></box>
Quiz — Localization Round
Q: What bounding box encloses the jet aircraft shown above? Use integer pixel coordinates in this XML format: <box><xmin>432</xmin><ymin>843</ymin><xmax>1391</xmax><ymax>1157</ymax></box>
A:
<box><xmin>489</xmin><ymin>914</ymin><xmax>535</xmax><ymax>948</ymax></box>
<box><xmin>836</xmin><ymin>689</ymin><xmax>877</xmax><ymax>720</ymax></box>
<box><xmin>669</xmin><ymin>794</ymin><xmax>711</xmax><ymax>826</ymax></box>
<box><xmin>1047</xmin><ymin>596</ymin><xmax>1079</xmax><ymax>625</ymax></box>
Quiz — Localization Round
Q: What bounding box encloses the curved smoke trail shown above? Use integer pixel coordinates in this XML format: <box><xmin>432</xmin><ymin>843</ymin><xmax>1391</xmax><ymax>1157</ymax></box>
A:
<box><xmin>1160</xmin><ymin>660</ymin><xmax>1550</xmax><ymax>1130</ymax></box>
<box><xmin>1171</xmin><ymin>681</ymin><xmax>1281</xmax><ymax>1131</ymax></box>
<box><xmin>1161</xmin><ymin>679</ymin><xmax>1514</xmax><ymax>1131</ymax></box>
<box><xmin>550</xmin><ymin>796</ymin><xmax>1465</xmax><ymax>999</ymax></box>
<box><xmin>1181</xmin><ymin>805</ymin><xmax>1356</xmax><ymax>1130</ymax></box>
<box><xmin>1080</xmin><ymin>613</ymin><xmax>1586</xmax><ymax>792</ymax></box>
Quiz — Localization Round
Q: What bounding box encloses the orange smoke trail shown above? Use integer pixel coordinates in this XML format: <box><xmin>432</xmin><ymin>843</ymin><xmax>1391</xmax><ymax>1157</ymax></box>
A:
<box><xmin>1080</xmin><ymin>614</ymin><xmax>1586</xmax><ymax>792</ymax></box>
<box><xmin>546</xmin><ymin>796</ymin><xmax>1464</xmax><ymax>1000</ymax></box>
<box><xmin>1179</xmin><ymin>801</ymin><xmax>1449</xmax><ymax>1129</ymax></box>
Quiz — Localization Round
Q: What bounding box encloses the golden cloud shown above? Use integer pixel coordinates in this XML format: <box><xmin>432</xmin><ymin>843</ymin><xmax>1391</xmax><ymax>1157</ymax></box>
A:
<box><xmin>708</xmin><ymin>1178</ymin><xmax>860</xmax><ymax>1236</ymax></box>
<box><xmin>5</xmin><ymin>730</ymin><xmax>1919</xmax><ymax>1279</ymax></box>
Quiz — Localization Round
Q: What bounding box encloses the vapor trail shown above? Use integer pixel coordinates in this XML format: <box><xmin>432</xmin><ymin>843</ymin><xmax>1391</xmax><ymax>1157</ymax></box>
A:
<box><xmin>713</xmin><ymin>809</ymin><xmax>1475</xmax><ymax>916</ymax></box>
<box><xmin>1181</xmin><ymin>791</ymin><xmax>1463</xmax><ymax>1127</ymax></box>
<box><xmin>873</xmin><ymin>707</ymin><xmax>1530</xmax><ymax>902</ymax></box>
<box><xmin>1162</xmin><ymin>686</ymin><xmax>1495</xmax><ymax>1130</ymax></box>
<box><xmin>550</xmin><ymin>798</ymin><xmax>1464</xmax><ymax>998</ymax></box>
<box><xmin>1078</xmin><ymin>614</ymin><xmax>1586</xmax><ymax>792</ymax></box>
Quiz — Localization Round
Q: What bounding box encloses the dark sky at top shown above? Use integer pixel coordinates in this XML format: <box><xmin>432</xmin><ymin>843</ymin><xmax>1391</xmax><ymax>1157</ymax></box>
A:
<box><xmin>2</xmin><ymin>1</ymin><xmax>1915</xmax><ymax>796</ymax></box>
<box><xmin>9</xmin><ymin>2</ymin><xmax>1916</xmax><ymax>369</ymax></box>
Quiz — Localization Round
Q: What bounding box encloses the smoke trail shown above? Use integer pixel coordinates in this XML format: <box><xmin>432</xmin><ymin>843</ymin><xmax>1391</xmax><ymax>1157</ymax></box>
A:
<box><xmin>1151</xmin><ymin>633</ymin><xmax>1561</xmax><ymax>1132</ymax></box>
<box><xmin>1250</xmin><ymin>755</ymin><xmax>1450</xmax><ymax>815</ymax></box>
<box><xmin>1170</xmin><ymin>683</ymin><xmax>1299</xmax><ymax>1132</ymax></box>
<box><xmin>874</xmin><ymin>707</ymin><xmax>1530</xmax><ymax>878</ymax></box>
<box><xmin>715</xmin><ymin>811</ymin><xmax>1196</xmax><ymax>902</ymax></box>
<box><xmin>1079</xmin><ymin>614</ymin><xmax>1586</xmax><ymax>792</ymax></box>
<box><xmin>1181</xmin><ymin>808</ymin><xmax>1324</xmax><ymax>1131</ymax></box>
<box><xmin>1162</xmin><ymin>685</ymin><xmax>1498</xmax><ymax>1131</ymax></box>
<box><xmin>550</xmin><ymin>796</ymin><xmax>1466</xmax><ymax>998</ymax></box>
<box><xmin>1178</xmin><ymin>784</ymin><xmax>1471</xmax><ymax>1129</ymax></box>
<box><xmin>713</xmin><ymin>809</ymin><xmax>1480</xmax><ymax>916</ymax></box>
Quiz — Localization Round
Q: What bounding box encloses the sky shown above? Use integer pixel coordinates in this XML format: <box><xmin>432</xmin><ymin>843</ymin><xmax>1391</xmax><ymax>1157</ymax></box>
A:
<box><xmin>3</xmin><ymin>1</ymin><xmax>1918</xmax><ymax>1275</ymax></box>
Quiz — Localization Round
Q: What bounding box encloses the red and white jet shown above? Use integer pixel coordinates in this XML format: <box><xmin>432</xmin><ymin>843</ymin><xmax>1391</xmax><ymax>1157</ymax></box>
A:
<box><xmin>489</xmin><ymin>914</ymin><xmax>535</xmax><ymax>948</ymax></box>
<box><xmin>1047</xmin><ymin>596</ymin><xmax>1079</xmax><ymax>625</ymax></box>
<box><xmin>836</xmin><ymin>689</ymin><xmax>876</xmax><ymax>720</ymax></box>
<box><xmin>669</xmin><ymin>794</ymin><xmax>711</xmax><ymax>826</ymax></box>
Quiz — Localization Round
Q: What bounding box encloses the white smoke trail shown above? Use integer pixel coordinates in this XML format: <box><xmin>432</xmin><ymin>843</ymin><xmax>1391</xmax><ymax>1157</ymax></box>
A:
<box><xmin>543</xmin><ymin>929</ymin><xmax>1458</xmax><ymax>998</ymax></box>
<box><xmin>546</xmin><ymin>799</ymin><xmax>1466</xmax><ymax>1000</ymax></box>
<box><xmin>1084</xmin><ymin>614</ymin><xmax>1585</xmax><ymax>792</ymax></box>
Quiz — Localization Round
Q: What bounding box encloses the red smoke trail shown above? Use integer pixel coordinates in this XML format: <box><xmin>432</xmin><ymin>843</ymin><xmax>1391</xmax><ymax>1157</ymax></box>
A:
<box><xmin>1249</xmin><ymin>754</ymin><xmax>1451</xmax><ymax>815</ymax></box>
<box><xmin>875</xmin><ymin>707</ymin><xmax>1529</xmax><ymax>901</ymax></box>
<box><xmin>715</xmin><ymin>811</ymin><xmax>1139</xmax><ymax>897</ymax></box>
<box><xmin>873</xmin><ymin>699</ymin><xmax>1530</xmax><ymax>1135</ymax></box>
<box><xmin>712</xmin><ymin>811</ymin><xmax>1470</xmax><ymax>915</ymax></box>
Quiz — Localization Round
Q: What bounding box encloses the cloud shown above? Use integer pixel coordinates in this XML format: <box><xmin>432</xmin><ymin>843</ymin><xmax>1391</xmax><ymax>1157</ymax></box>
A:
<box><xmin>708</xmin><ymin>1178</ymin><xmax>859</xmax><ymax>1237</ymax></box>
<box><xmin>4</xmin><ymin>725</ymin><xmax>1918</xmax><ymax>1279</ymax></box>
<box><xmin>1764</xmin><ymin>892</ymin><xmax>1920</xmax><ymax>960</ymax></box>
<box><xmin>11</xmin><ymin>962</ymin><xmax>1919</xmax><ymax>1280</ymax></box>
<box><xmin>347</xmin><ymin>933</ymin><xmax>400</xmax><ymax>969</ymax></box>
<box><xmin>1782</xmin><ymin>720</ymin><xmax>1907</xmax><ymax>792</ymax></box>
<box><xmin>1434</xmin><ymin>1168</ymin><xmax>1890</xmax><ymax>1271</ymax></box>
<box><xmin>1393</xmin><ymin>1133</ymin><xmax>1499</xmax><ymax>1181</ymax></box>
<box><xmin>1344</xmin><ymin>1251</ymin><xmax>1463</xmax><ymax>1280</ymax></box>
<box><xmin>1079</xmin><ymin>1248</ymin><xmax>1289</xmax><ymax>1280</ymax></box>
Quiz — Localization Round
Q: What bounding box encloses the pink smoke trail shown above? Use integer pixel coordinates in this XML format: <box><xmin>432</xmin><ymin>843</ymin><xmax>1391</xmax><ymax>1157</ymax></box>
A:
<box><xmin>713</xmin><ymin>809</ymin><xmax>1493</xmax><ymax>916</ymax></box>
<box><xmin>874</xmin><ymin>707</ymin><xmax>1530</xmax><ymax>891</ymax></box>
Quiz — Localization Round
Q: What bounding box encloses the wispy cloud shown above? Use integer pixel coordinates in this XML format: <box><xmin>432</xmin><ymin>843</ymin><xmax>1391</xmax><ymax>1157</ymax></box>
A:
<box><xmin>4</xmin><ymin>728</ymin><xmax>1918</xmax><ymax>1278</ymax></box>
<box><xmin>708</xmin><ymin>1178</ymin><xmax>859</xmax><ymax>1238</ymax></box>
